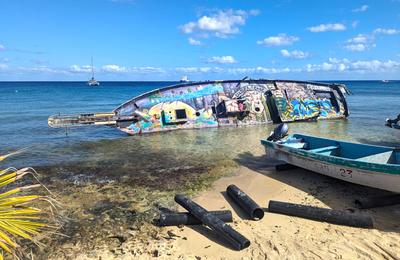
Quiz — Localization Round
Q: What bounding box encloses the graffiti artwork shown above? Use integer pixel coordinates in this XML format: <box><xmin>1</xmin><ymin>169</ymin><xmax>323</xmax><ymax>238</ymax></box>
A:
<box><xmin>48</xmin><ymin>79</ymin><xmax>351</xmax><ymax>135</ymax></box>
<box><xmin>113</xmin><ymin>80</ymin><xmax>350</xmax><ymax>135</ymax></box>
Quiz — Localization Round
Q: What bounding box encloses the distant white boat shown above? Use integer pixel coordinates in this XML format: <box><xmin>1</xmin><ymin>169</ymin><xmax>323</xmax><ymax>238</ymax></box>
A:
<box><xmin>87</xmin><ymin>57</ymin><xmax>100</xmax><ymax>86</ymax></box>
<box><xmin>180</xmin><ymin>75</ymin><xmax>190</xmax><ymax>83</ymax></box>
<box><xmin>381</xmin><ymin>80</ymin><xmax>389</xmax><ymax>83</ymax></box>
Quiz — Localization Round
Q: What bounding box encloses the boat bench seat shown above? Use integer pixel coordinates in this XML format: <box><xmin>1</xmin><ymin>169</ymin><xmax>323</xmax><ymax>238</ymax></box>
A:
<box><xmin>282</xmin><ymin>138</ymin><xmax>307</xmax><ymax>149</ymax></box>
<box><xmin>309</xmin><ymin>146</ymin><xmax>339</xmax><ymax>154</ymax></box>
<box><xmin>284</xmin><ymin>142</ymin><xmax>307</xmax><ymax>149</ymax></box>
<box><xmin>356</xmin><ymin>151</ymin><xmax>393</xmax><ymax>164</ymax></box>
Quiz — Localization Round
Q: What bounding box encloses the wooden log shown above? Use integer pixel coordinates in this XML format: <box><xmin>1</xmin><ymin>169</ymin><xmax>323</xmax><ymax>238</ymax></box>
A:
<box><xmin>268</xmin><ymin>200</ymin><xmax>373</xmax><ymax>228</ymax></box>
<box><xmin>226</xmin><ymin>184</ymin><xmax>264</xmax><ymax>220</ymax></box>
<box><xmin>156</xmin><ymin>210</ymin><xmax>233</xmax><ymax>226</ymax></box>
<box><xmin>174</xmin><ymin>194</ymin><xmax>250</xmax><ymax>250</ymax></box>
<box><xmin>355</xmin><ymin>194</ymin><xmax>400</xmax><ymax>209</ymax></box>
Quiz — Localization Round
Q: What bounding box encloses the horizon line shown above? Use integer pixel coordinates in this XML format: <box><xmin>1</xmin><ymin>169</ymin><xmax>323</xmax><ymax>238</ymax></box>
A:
<box><xmin>0</xmin><ymin>79</ymin><xmax>399</xmax><ymax>83</ymax></box>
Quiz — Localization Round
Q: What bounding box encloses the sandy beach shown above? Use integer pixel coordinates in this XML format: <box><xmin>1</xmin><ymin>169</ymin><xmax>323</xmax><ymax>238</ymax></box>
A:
<box><xmin>50</xmin><ymin>147</ymin><xmax>400</xmax><ymax>260</ymax></box>
<box><xmin>2</xmin><ymin>0</ymin><xmax>400</xmax><ymax>258</ymax></box>
<box><xmin>160</xmin><ymin>161</ymin><xmax>400</xmax><ymax>260</ymax></box>
<box><xmin>6</xmin><ymin>120</ymin><xmax>397</xmax><ymax>260</ymax></box>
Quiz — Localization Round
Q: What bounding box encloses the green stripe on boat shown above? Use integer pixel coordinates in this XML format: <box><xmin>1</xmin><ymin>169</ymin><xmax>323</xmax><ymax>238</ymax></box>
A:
<box><xmin>261</xmin><ymin>134</ymin><xmax>400</xmax><ymax>175</ymax></box>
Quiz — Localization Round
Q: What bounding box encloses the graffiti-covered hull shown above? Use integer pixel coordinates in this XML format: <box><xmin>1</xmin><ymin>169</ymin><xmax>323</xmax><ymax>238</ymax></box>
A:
<box><xmin>113</xmin><ymin>80</ymin><xmax>350</xmax><ymax>135</ymax></box>
<box><xmin>48</xmin><ymin>79</ymin><xmax>350</xmax><ymax>135</ymax></box>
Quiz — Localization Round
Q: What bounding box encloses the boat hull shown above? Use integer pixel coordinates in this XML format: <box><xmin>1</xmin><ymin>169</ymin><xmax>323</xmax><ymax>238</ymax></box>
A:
<box><xmin>48</xmin><ymin>79</ymin><xmax>351</xmax><ymax>134</ymax></box>
<box><xmin>263</xmin><ymin>142</ymin><xmax>400</xmax><ymax>193</ymax></box>
<box><xmin>114</xmin><ymin>80</ymin><xmax>350</xmax><ymax>135</ymax></box>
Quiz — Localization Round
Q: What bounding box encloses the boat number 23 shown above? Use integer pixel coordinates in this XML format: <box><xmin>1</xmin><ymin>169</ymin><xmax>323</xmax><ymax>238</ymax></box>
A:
<box><xmin>339</xmin><ymin>168</ymin><xmax>353</xmax><ymax>178</ymax></box>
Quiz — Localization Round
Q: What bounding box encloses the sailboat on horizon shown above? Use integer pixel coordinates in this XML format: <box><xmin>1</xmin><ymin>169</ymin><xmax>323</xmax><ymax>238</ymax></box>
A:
<box><xmin>87</xmin><ymin>57</ymin><xmax>100</xmax><ymax>86</ymax></box>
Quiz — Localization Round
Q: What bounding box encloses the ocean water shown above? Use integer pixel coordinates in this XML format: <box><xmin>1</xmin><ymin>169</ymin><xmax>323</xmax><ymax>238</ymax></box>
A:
<box><xmin>1</xmin><ymin>80</ymin><xmax>400</xmax><ymax>257</ymax></box>
<box><xmin>0</xmin><ymin>80</ymin><xmax>400</xmax><ymax>168</ymax></box>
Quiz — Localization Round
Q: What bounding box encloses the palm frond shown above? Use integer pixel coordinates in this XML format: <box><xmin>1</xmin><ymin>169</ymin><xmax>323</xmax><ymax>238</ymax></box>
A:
<box><xmin>0</xmin><ymin>148</ymin><xmax>28</xmax><ymax>162</ymax></box>
<box><xmin>0</xmin><ymin>149</ymin><xmax>59</xmax><ymax>258</ymax></box>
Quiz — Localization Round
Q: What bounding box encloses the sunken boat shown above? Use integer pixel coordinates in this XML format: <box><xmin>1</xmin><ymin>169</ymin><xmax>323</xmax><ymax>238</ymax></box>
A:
<box><xmin>48</xmin><ymin>79</ymin><xmax>350</xmax><ymax>135</ymax></box>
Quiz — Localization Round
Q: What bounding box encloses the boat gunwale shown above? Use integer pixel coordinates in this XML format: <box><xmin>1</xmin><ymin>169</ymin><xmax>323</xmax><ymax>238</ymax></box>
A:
<box><xmin>113</xmin><ymin>79</ymin><xmax>347</xmax><ymax>113</ymax></box>
<box><xmin>261</xmin><ymin>134</ymin><xmax>400</xmax><ymax>175</ymax></box>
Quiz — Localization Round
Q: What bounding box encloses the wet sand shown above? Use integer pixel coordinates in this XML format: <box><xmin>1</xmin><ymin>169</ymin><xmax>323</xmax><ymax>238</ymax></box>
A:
<box><xmin>41</xmin><ymin>147</ymin><xmax>400</xmax><ymax>259</ymax></box>
<box><xmin>21</xmin><ymin>123</ymin><xmax>399</xmax><ymax>259</ymax></box>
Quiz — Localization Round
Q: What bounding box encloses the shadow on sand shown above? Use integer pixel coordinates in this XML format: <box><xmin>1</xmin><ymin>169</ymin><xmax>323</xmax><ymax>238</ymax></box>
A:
<box><xmin>186</xmin><ymin>225</ymin><xmax>238</xmax><ymax>250</ymax></box>
<box><xmin>233</xmin><ymin>151</ymin><xmax>400</xmax><ymax>233</ymax></box>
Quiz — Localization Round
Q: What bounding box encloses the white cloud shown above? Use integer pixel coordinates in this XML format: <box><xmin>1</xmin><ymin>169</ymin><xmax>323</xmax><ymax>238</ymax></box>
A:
<box><xmin>344</xmin><ymin>44</ymin><xmax>368</xmax><ymax>52</ymax></box>
<box><xmin>130</xmin><ymin>66</ymin><xmax>166</xmax><ymax>74</ymax></box>
<box><xmin>180</xmin><ymin>9</ymin><xmax>259</xmax><ymax>38</ymax></box>
<box><xmin>0</xmin><ymin>64</ymin><xmax>167</xmax><ymax>77</ymax></box>
<box><xmin>207</xmin><ymin>55</ymin><xmax>237</xmax><ymax>64</ymax></box>
<box><xmin>188</xmin><ymin>37</ymin><xmax>201</xmax><ymax>46</ymax></box>
<box><xmin>305</xmin><ymin>58</ymin><xmax>400</xmax><ymax>73</ymax></box>
<box><xmin>178</xmin><ymin>66</ymin><xmax>295</xmax><ymax>75</ymax></box>
<box><xmin>344</xmin><ymin>34</ymin><xmax>375</xmax><ymax>52</ymax></box>
<box><xmin>175</xmin><ymin>67</ymin><xmax>223</xmax><ymax>74</ymax></box>
<box><xmin>328</xmin><ymin>57</ymin><xmax>349</xmax><ymax>64</ymax></box>
<box><xmin>70</xmin><ymin>64</ymin><xmax>168</xmax><ymax>74</ymax></box>
<box><xmin>102</xmin><ymin>64</ymin><xmax>128</xmax><ymax>73</ymax></box>
<box><xmin>176</xmin><ymin>66</ymin><xmax>294</xmax><ymax>75</ymax></box>
<box><xmin>257</xmin><ymin>34</ymin><xmax>299</xmax><ymax>46</ymax></box>
<box><xmin>226</xmin><ymin>67</ymin><xmax>292</xmax><ymax>74</ymax></box>
<box><xmin>352</xmin><ymin>5</ymin><xmax>369</xmax><ymax>12</ymax></box>
<box><xmin>307</xmin><ymin>23</ymin><xmax>346</xmax><ymax>32</ymax></box>
<box><xmin>347</xmin><ymin>34</ymin><xmax>368</xmax><ymax>43</ymax></box>
<box><xmin>0</xmin><ymin>44</ymin><xmax>4</xmax><ymax>51</ymax></box>
<box><xmin>280</xmin><ymin>49</ymin><xmax>309</xmax><ymax>59</ymax></box>
<box><xmin>0</xmin><ymin>64</ymin><xmax>8</xmax><ymax>70</ymax></box>
<box><xmin>101</xmin><ymin>65</ymin><xmax>165</xmax><ymax>74</ymax></box>
<box><xmin>350</xmin><ymin>60</ymin><xmax>400</xmax><ymax>71</ymax></box>
<box><xmin>3</xmin><ymin>58</ymin><xmax>399</xmax><ymax>78</ymax></box>
<box><xmin>280</xmin><ymin>50</ymin><xmax>290</xmax><ymax>57</ymax></box>
<box><xmin>181</xmin><ymin>22</ymin><xmax>196</xmax><ymax>34</ymax></box>
<box><xmin>373</xmin><ymin>28</ymin><xmax>400</xmax><ymax>35</ymax></box>
<box><xmin>19</xmin><ymin>66</ymin><xmax>62</xmax><ymax>74</ymax></box>
<box><xmin>69</xmin><ymin>65</ymin><xmax>92</xmax><ymax>73</ymax></box>
<box><xmin>343</xmin><ymin>28</ymin><xmax>398</xmax><ymax>53</ymax></box>
<box><xmin>175</xmin><ymin>67</ymin><xmax>199</xmax><ymax>73</ymax></box>
<box><xmin>352</xmin><ymin>21</ymin><xmax>359</xmax><ymax>28</ymax></box>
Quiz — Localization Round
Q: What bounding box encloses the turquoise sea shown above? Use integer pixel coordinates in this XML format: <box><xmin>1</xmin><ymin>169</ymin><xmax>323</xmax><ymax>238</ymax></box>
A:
<box><xmin>1</xmin><ymin>81</ymin><xmax>400</xmax><ymax>166</ymax></box>
<box><xmin>1</xmin><ymin>80</ymin><xmax>400</xmax><ymax>257</ymax></box>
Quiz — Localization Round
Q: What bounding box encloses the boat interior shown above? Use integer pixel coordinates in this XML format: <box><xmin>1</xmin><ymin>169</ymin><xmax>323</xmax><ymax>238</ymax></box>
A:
<box><xmin>281</xmin><ymin>134</ymin><xmax>399</xmax><ymax>165</ymax></box>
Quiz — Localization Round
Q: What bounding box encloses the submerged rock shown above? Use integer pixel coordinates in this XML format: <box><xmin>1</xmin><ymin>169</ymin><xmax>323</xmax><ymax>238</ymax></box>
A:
<box><xmin>88</xmin><ymin>199</ymin><xmax>114</xmax><ymax>215</ymax></box>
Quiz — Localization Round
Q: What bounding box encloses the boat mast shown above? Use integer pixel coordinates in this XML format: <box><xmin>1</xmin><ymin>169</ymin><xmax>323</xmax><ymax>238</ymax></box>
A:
<box><xmin>91</xmin><ymin>56</ymin><xmax>94</xmax><ymax>79</ymax></box>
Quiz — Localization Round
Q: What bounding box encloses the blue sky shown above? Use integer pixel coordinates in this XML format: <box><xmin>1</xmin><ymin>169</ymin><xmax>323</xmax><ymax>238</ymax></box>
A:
<box><xmin>0</xmin><ymin>0</ymin><xmax>399</xmax><ymax>80</ymax></box>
